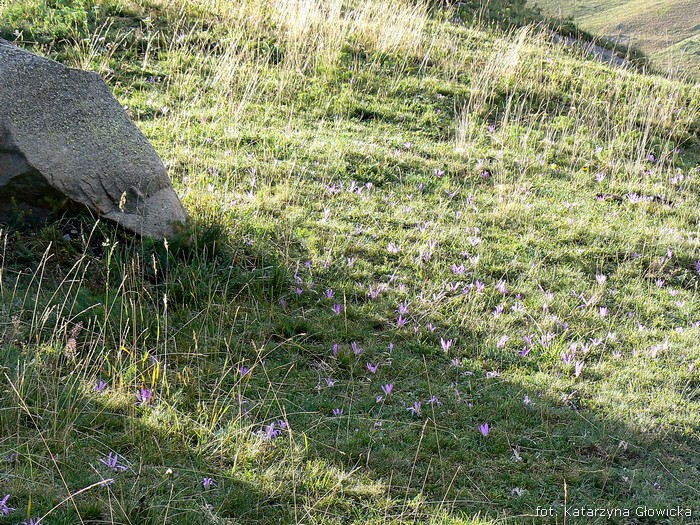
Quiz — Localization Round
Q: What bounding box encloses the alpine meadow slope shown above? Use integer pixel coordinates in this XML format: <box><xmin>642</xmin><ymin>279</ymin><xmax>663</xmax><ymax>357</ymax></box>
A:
<box><xmin>0</xmin><ymin>0</ymin><xmax>699</xmax><ymax>524</ymax></box>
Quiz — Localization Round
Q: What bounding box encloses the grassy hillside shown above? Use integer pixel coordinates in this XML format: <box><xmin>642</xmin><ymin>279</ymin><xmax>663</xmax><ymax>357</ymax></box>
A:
<box><xmin>0</xmin><ymin>0</ymin><xmax>699</xmax><ymax>524</ymax></box>
<box><xmin>533</xmin><ymin>0</ymin><xmax>700</xmax><ymax>77</ymax></box>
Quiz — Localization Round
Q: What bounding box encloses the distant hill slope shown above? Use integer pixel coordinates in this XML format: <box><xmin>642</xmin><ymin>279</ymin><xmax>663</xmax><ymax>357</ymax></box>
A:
<box><xmin>533</xmin><ymin>0</ymin><xmax>700</xmax><ymax>77</ymax></box>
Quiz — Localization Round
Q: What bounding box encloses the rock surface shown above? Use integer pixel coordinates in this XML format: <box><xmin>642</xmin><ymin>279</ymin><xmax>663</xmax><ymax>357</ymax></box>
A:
<box><xmin>0</xmin><ymin>38</ymin><xmax>186</xmax><ymax>238</ymax></box>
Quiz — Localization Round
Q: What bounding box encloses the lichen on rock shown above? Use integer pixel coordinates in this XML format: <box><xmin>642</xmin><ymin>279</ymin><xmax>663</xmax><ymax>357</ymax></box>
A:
<box><xmin>0</xmin><ymin>38</ymin><xmax>186</xmax><ymax>239</ymax></box>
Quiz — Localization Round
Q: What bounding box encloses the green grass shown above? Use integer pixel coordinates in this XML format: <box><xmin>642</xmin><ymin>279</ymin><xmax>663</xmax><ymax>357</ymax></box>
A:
<box><xmin>532</xmin><ymin>0</ymin><xmax>700</xmax><ymax>78</ymax></box>
<box><xmin>0</xmin><ymin>0</ymin><xmax>699</xmax><ymax>524</ymax></box>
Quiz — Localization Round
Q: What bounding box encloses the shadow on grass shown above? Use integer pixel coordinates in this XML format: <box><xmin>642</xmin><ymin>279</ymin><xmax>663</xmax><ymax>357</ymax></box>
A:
<box><xmin>3</xmin><ymin>206</ymin><xmax>698</xmax><ymax>524</ymax></box>
<box><xmin>0</xmin><ymin>217</ymin><xmax>296</xmax><ymax>524</ymax></box>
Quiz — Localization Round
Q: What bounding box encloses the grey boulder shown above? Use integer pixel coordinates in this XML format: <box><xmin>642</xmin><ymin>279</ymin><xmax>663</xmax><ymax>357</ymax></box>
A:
<box><xmin>0</xmin><ymin>38</ymin><xmax>186</xmax><ymax>239</ymax></box>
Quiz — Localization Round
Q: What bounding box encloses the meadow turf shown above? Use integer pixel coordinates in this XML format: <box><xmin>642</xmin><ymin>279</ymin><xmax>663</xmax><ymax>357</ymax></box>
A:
<box><xmin>0</xmin><ymin>0</ymin><xmax>699</xmax><ymax>524</ymax></box>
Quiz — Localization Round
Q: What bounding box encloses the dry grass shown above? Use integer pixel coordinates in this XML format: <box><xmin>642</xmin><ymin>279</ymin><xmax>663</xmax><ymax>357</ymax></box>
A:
<box><xmin>456</xmin><ymin>27</ymin><xmax>700</xmax><ymax>180</ymax></box>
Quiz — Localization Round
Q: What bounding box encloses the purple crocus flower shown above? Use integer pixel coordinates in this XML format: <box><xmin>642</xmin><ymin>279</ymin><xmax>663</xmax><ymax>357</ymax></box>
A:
<box><xmin>496</xmin><ymin>280</ymin><xmax>508</xmax><ymax>294</ymax></box>
<box><xmin>440</xmin><ymin>338</ymin><xmax>453</xmax><ymax>352</ymax></box>
<box><xmin>561</xmin><ymin>352</ymin><xmax>574</xmax><ymax>365</ymax></box>
<box><xmin>427</xmin><ymin>395</ymin><xmax>442</xmax><ymax>406</ymax></box>
<box><xmin>451</xmin><ymin>264</ymin><xmax>465</xmax><ymax>275</ymax></box>
<box><xmin>512</xmin><ymin>446</ymin><xmax>523</xmax><ymax>462</ymax></box>
<box><xmin>262</xmin><ymin>422</ymin><xmax>280</xmax><ymax>440</ymax></box>
<box><xmin>599</xmin><ymin>307</ymin><xmax>609</xmax><ymax>318</ymax></box>
<box><xmin>351</xmin><ymin>341</ymin><xmax>361</xmax><ymax>356</ymax></box>
<box><xmin>649</xmin><ymin>343</ymin><xmax>667</xmax><ymax>358</ymax></box>
<box><xmin>332</xmin><ymin>304</ymin><xmax>343</xmax><ymax>314</ymax></box>
<box><xmin>397</xmin><ymin>315</ymin><xmax>407</xmax><ymax>327</ymax></box>
<box><xmin>407</xmin><ymin>401</ymin><xmax>422</xmax><ymax>416</ymax></box>
<box><xmin>94</xmin><ymin>379</ymin><xmax>107</xmax><ymax>393</ymax></box>
<box><xmin>239</xmin><ymin>366</ymin><xmax>251</xmax><ymax>377</ymax></box>
<box><xmin>332</xmin><ymin>343</ymin><xmax>339</xmax><ymax>357</ymax></box>
<box><xmin>479</xmin><ymin>422</ymin><xmax>490</xmax><ymax>436</ymax></box>
<box><xmin>367</xmin><ymin>362</ymin><xmax>379</xmax><ymax>374</ymax></box>
<box><xmin>100</xmin><ymin>452</ymin><xmax>127</xmax><ymax>472</ymax></box>
<box><xmin>434</xmin><ymin>168</ymin><xmax>445</xmax><ymax>178</ymax></box>
<box><xmin>136</xmin><ymin>387</ymin><xmax>152</xmax><ymax>405</ymax></box>
<box><xmin>369</xmin><ymin>285</ymin><xmax>386</xmax><ymax>300</ymax></box>
<box><xmin>332</xmin><ymin>408</ymin><xmax>344</xmax><ymax>416</ymax></box>
<box><xmin>202</xmin><ymin>477</ymin><xmax>217</xmax><ymax>489</ymax></box>
<box><xmin>497</xmin><ymin>335</ymin><xmax>509</xmax><ymax>349</ymax></box>
<box><xmin>0</xmin><ymin>494</ymin><xmax>14</xmax><ymax>516</ymax></box>
<box><xmin>325</xmin><ymin>289</ymin><xmax>334</xmax><ymax>299</ymax></box>
<box><xmin>381</xmin><ymin>383</ymin><xmax>394</xmax><ymax>396</ymax></box>
<box><xmin>574</xmin><ymin>361</ymin><xmax>584</xmax><ymax>378</ymax></box>
<box><xmin>539</xmin><ymin>332</ymin><xmax>555</xmax><ymax>347</ymax></box>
